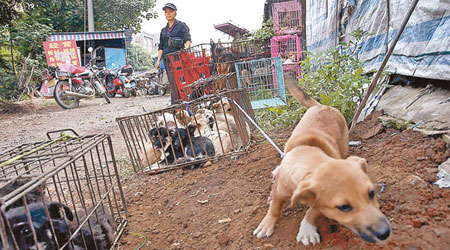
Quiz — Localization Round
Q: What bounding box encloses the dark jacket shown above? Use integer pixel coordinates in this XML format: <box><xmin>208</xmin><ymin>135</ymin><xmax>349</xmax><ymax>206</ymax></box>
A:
<box><xmin>159</xmin><ymin>19</ymin><xmax>191</xmax><ymax>58</ymax></box>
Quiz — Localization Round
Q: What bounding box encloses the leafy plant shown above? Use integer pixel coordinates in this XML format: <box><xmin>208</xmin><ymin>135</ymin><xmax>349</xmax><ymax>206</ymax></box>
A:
<box><xmin>255</xmin><ymin>28</ymin><xmax>373</xmax><ymax>128</ymax></box>
<box><xmin>249</xmin><ymin>18</ymin><xmax>274</xmax><ymax>41</ymax></box>
<box><xmin>254</xmin><ymin>95</ymin><xmax>306</xmax><ymax>129</ymax></box>
<box><xmin>298</xmin><ymin>28</ymin><xmax>372</xmax><ymax>122</ymax></box>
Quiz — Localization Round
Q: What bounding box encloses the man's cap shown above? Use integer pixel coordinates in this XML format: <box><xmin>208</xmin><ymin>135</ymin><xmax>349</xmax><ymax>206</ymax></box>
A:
<box><xmin>163</xmin><ymin>3</ymin><xmax>177</xmax><ymax>11</ymax></box>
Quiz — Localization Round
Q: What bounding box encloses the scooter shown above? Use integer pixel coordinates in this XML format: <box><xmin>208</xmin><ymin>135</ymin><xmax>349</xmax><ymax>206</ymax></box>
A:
<box><xmin>120</xmin><ymin>65</ymin><xmax>137</xmax><ymax>97</ymax></box>
<box><xmin>103</xmin><ymin>64</ymin><xmax>130</xmax><ymax>98</ymax></box>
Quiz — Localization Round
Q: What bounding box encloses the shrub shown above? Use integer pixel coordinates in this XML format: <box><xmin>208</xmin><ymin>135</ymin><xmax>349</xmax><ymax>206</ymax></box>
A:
<box><xmin>255</xmin><ymin>28</ymin><xmax>372</xmax><ymax>129</ymax></box>
<box><xmin>298</xmin><ymin>28</ymin><xmax>372</xmax><ymax>122</ymax></box>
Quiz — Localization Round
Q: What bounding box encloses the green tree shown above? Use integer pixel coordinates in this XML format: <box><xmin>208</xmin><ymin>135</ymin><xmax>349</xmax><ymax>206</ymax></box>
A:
<box><xmin>126</xmin><ymin>44</ymin><xmax>154</xmax><ymax>72</ymax></box>
<box><xmin>27</xmin><ymin>0</ymin><xmax>157</xmax><ymax>32</ymax></box>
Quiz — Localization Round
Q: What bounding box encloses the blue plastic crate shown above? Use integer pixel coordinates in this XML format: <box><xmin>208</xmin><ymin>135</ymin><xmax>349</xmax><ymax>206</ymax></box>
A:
<box><xmin>235</xmin><ymin>57</ymin><xmax>287</xmax><ymax>109</ymax></box>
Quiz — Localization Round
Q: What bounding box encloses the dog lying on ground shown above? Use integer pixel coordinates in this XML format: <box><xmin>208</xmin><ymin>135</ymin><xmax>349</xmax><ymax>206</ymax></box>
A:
<box><xmin>71</xmin><ymin>207</ymin><xmax>114</xmax><ymax>250</ymax></box>
<box><xmin>253</xmin><ymin>80</ymin><xmax>391</xmax><ymax>245</ymax></box>
<box><xmin>1</xmin><ymin>202</ymin><xmax>74</xmax><ymax>250</ymax></box>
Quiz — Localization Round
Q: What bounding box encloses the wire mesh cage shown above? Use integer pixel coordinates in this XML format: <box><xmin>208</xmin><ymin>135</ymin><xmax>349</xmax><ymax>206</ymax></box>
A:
<box><xmin>272</xmin><ymin>0</ymin><xmax>303</xmax><ymax>35</ymax></box>
<box><xmin>0</xmin><ymin>130</ymin><xmax>127</xmax><ymax>250</ymax></box>
<box><xmin>235</xmin><ymin>57</ymin><xmax>287</xmax><ymax>109</ymax></box>
<box><xmin>116</xmin><ymin>89</ymin><xmax>254</xmax><ymax>174</ymax></box>
<box><xmin>271</xmin><ymin>34</ymin><xmax>302</xmax><ymax>80</ymax></box>
<box><xmin>181</xmin><ymin>73</ymin><xmax>238</xmax><ymax>101</ymax></box>
<box><xmin>165</xmin><ymin>40</ymin><xmax>271</xmax><ymax>101</ymax></box>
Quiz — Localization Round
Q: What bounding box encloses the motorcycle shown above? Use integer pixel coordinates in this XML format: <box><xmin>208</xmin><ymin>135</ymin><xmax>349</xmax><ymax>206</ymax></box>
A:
<box><xmin>143</xmin><ymin>68</ymin><xmax>168</xmax><ymax>96</ymax></box>
<box><xmin>104</xmin><ymin>64</ymin><xmax>131</xmax><ymax>98</ymax></box>
<box><xmin>53</xmin><ymin>47</ymin><xmax>111</xmax><ymax>109</ymax></box>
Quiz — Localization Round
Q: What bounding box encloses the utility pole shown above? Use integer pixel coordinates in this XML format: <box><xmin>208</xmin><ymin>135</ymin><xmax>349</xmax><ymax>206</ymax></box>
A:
<box><xmin>87</xmin><ymin>0</ymin><xmax>94</xmax><ymax>32</ymax></box>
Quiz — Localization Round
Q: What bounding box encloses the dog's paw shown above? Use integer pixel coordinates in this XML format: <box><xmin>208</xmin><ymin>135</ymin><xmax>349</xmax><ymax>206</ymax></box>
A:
<box><xmin>296</xmin><ymin>218</ymin><xmax>320</xmax><ymax>246</ymax></box>
<box><xmin>253</xmin><ymin>215</ymin><xmax>277</xmax><ymax>238</ymax></box>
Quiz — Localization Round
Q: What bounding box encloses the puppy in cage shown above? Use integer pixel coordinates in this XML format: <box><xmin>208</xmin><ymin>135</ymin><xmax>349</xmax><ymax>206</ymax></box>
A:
<box><xmin>71</xmin><ymin>206</ymin><xmax>114</xmax><ymax>250</ymax></box>
<box><xmin>1</xmin><ymin>201</ymin><xmax>74</xmax><ymax>250</ymax></box>
<box><xmin>0</xmin><ymin>178</ymin><xmax>46</xmax><ymax>211</ymax></box>
<box><xmin>150</xmin><ymin>127</ymin><xmax>180</xmax><ymax>165</ymax></box>
<box><xmin>192</xmin><ymin>109</ymin><xmax>232</xmax><ymax>156</ymax></box>
<box><xmin>138</xmin><ymin>140</ymin><xmax>162</xmax><ymax>168</ymax></box>
<box><xmin>172</xmin><ymin>124</ymin><xmax>216</xmax><ymax>164</ymax></box>
<box><xmin>208</xmin><ymin>98</ymin><xmax>251</xmax><ymax>151</ymax></box>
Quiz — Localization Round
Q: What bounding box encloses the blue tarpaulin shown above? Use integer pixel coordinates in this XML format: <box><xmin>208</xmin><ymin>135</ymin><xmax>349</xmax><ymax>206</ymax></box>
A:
<box><xmin>305</xmin><ymin>0</ymin><xmax>450</xmax><ymax>80</ymax></box>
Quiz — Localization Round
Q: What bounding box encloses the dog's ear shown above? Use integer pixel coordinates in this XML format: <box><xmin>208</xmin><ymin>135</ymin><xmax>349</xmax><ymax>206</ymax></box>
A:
<box><xmin>188</xmin><ymin>124</ymin><xmax>197</xmax><ymax>135</ymax></box>
<box><xmin>48</xmin><ymin>203</ymin><xmax>74</xmax><ymax>222</ymax></box>
<box><xmin>290</xmin><ymin>182</ymin><xmax>316</xmax><ymax>208</ymax></box>
<box><xmin>347</xmin><ymin>156</ymin><xmax>368</xmax><ymax>173</ymax></box>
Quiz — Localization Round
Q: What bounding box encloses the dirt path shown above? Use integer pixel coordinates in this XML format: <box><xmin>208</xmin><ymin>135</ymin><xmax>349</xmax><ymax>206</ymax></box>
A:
<box><xmin>1</xmin><ymin>99</ymin><xmax>449</xmax><ymax>250</ymax></box>
<box><xmin>119</xmin><ymin>114</ymin><xmax>449</xmax><ymax>250</ymax></box>
<box><xmin>0</xmin><ymin>95</ymin><xmax>171</xmax><ymax>152</ymax></box>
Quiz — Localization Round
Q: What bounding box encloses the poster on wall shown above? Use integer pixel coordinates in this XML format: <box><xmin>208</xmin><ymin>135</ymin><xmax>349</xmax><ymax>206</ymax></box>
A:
<box><xmin>43</xmin><ymin>40</ymin><xmax>80</xmax><ymax>67</ymax></box>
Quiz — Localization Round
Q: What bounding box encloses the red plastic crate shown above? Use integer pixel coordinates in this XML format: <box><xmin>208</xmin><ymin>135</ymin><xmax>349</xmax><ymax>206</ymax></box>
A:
<box><xmin>166</xmin><ymin>49</ymin><xmax>211</xmax><ymax>100</ymax></box>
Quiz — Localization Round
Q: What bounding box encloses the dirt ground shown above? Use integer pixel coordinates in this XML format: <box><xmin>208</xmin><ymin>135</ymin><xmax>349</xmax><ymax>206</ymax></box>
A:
<box><xmin>119</xmin><ymin>113</ymin><xmax>450</xmax><ymax>250</ymax></box>
<box><xmin>1</xmin><ymin>98</ymin><xmax>449</xmax><ymax>250</ymax></box>
<box><xmin>0</xmin><ymin>95</ymin><xmax>171</xmax><ymax>151</ymax></box>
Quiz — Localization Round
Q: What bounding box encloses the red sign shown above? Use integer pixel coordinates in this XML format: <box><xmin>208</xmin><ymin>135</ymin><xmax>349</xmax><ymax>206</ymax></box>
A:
<box><xmin>43</xmin><ymin>40</ymin><xmax>80</xmax><ymax>67</ymax></box>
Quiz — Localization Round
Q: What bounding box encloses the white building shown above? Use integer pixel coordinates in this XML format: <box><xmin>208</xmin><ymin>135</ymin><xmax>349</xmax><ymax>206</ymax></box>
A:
<box><xmin>132</xmin><ymin>32</ymin><xmax>158</xmax><ymax>53</ymax></box>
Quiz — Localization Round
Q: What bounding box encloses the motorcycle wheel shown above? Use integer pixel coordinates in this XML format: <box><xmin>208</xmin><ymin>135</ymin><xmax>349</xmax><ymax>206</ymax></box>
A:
<box><xmin>103</xmin><ymin>93</ymin><xmax>111</xmax><ymax>104</ymax></box>
<box><xmin>130</xmin><ymin>89</ymin><xmax>137</xmax><ymax>97</ymax></box>
<box><xmin>106</xmin><ymin>91</ymin><xmax>116</xmax><ymax>98</ymax></box>
<box><xmin>121</xmin><ymin>85</ymin><xmax>131</xmax><ymax>98</ymax></box>
<box><xmin>53</xmin><ymin>80</ymin><xmax>80</xmax><ymax>109</ymax></box>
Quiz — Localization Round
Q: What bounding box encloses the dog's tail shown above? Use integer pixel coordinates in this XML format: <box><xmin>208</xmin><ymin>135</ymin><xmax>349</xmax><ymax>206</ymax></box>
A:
<box><xmin>285</xmin><ymin>78</ymin><xmax>320</xmax><ymax>108</ymax></box>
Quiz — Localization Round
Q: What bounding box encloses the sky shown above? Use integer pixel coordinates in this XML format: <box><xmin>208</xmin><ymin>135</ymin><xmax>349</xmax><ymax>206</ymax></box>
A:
<box><xmin>141</xmin><ymin>0</ymin><xmax>267</xmax><ymax>45</ymax></box>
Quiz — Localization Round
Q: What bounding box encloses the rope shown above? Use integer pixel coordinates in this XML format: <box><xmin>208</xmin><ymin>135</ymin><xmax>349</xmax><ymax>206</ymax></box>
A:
<box><xmin>0</xmin><ymin>132</ymin><xmax>78</xmax><ymax>169</ymax></box>
<box><xmin>226</xmin><ymin>98</ymin><xmax>285</xmax><ymax>158</ymax></box>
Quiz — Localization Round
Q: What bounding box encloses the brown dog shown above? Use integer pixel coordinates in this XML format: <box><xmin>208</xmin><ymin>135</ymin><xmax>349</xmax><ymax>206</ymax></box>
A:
<box><xmin>138</xmin><ymin>141</ymin><xmax>162</xmax><ymax>167</ymax></box>
<box><xmin>253</xmin><ymin>80</ymin><xmax>391</xmax><ymax>245</ymax></box>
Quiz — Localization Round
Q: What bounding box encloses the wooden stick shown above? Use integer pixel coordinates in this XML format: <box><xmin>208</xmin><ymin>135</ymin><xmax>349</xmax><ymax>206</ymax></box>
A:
<box><xmin>349</xmin><ymin>0</ymin><xmax>419</xmax><ymax>132</ymax></box>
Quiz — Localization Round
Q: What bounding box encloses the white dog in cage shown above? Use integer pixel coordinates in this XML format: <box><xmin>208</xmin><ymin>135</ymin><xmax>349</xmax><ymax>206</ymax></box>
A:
<box><xmin>193</xmin><ymin>109</ymin><xmax>232</xmax><ymax>156</ymax></box>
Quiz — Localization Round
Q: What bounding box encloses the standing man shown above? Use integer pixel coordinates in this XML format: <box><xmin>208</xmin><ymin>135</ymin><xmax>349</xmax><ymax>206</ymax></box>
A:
<box><xmin>210</xmin><ymin>38</ymin><xmax>216</xmax><ymax>74</ymax></box>
<box><xmin>155</xmin><ymin>3</ymin><xmax>192</xmax><ymax>104</ymax></box>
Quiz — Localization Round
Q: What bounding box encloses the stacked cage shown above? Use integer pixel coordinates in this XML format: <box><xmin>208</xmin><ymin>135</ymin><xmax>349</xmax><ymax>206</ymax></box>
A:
<box><xmin>117</xmin><ymin>89</ymin><xmax>254</xmax><ymax>174</ymax></box>
<box><xmin>271</xmin><ymin>0</ymin><xmax>303</xmax><ymax>81</ymax></box>
<box><xmin>0</xmin><ymin>130</ymin><xmax>127</xmax><ymax>250</ymax></box>
<box><xmin>164</xmin><ymin>39</ymin><xmax>271</xmax><ymax>101</ymax></box>
<box><xmin>235</xmin><ymin>57</ymin><xmax>287</xmax><ymax>109</ymax></box>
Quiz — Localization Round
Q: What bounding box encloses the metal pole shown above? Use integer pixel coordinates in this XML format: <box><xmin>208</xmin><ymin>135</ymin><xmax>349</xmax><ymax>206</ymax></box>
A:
<box><xmin>87</xmin><ymin>0</ymin><xmax>94</xmax><ymax>32</ymax></box>
<box><xmin>349</xmin><ymin>0</ymin><xmax>419</xmax><ymax>132</ymax></box>
<box><xmin>8</xmin><ymin>26</ymin><xmax>15</xmax><ymax>74</ymax></box>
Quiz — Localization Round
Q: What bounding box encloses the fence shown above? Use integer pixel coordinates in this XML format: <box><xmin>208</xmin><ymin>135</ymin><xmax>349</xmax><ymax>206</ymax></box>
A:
<box><xmin>165</xmin><ymin>40</ymin><xmax>271</xmax><ymax>101</ymax></box>
<box><xmin>0</xmin><ymin>130</ymin><xmax>127</xmax><ymax>250</ymax></box>
<box><xmin>116</xmin><ymin>89</ymin><xmax>254</xmax><ymax>174</ymax></box>
<box><xmin>235</xmin><ymin>57</ymin><xmax>287</xmax><ymax>109</ymax></box>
